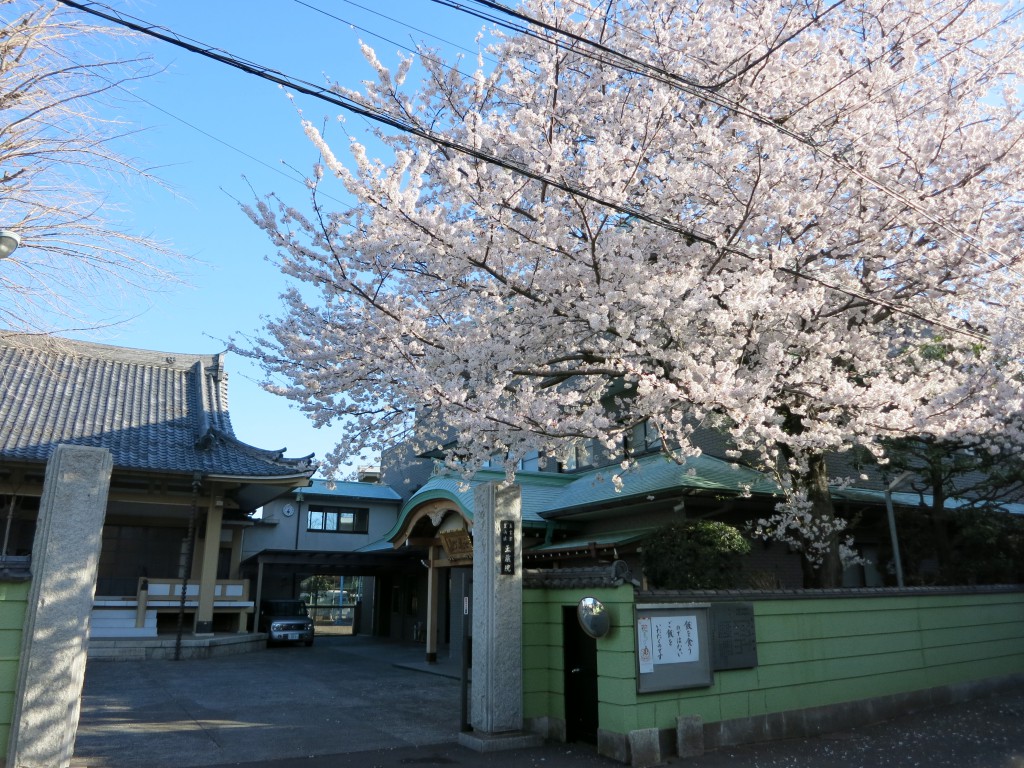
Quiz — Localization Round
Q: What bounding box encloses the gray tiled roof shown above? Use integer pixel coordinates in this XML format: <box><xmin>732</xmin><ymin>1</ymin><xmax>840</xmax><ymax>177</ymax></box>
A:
<box><xmin>523</xmin><ymin>562</ymin><xmax>638</xmax><ymax>589</ymax></box>
<box><xmin>0</xmin><ymin>334</ymin><xmax>315</xmax><ymax>479</ymax></box>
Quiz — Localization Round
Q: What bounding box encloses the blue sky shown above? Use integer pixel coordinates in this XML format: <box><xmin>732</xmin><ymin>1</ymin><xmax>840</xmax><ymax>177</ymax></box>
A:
<box><xmin>52</xmin><ymin>1</ymin><xmax>492</xmax><ymax>477</ymax></box>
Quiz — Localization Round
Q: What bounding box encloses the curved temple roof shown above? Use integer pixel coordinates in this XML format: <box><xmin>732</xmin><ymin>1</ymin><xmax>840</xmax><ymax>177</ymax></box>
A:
<box><xmin>0</xmin><ymin>333</ymin><xmax>315</xmax><ymax>481</ymax></box>
<box><xmin>384</xmin><ymin>451</ymin><xmax>1024</xmax><ymax>547</ymax></box>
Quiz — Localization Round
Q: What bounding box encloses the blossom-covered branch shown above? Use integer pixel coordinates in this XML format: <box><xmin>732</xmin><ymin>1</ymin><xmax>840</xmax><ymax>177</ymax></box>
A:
<box><xmin>240</xmin><ymin>0</ymin><xmax>1024</xmax><ymax>586</ymax></box>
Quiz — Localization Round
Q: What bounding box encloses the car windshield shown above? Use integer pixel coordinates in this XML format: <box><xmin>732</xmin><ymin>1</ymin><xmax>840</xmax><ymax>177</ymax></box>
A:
<box><xmin>267</xmin><ymin>601</ymin><xmax>307</xmax><ymax>616</ymax></box>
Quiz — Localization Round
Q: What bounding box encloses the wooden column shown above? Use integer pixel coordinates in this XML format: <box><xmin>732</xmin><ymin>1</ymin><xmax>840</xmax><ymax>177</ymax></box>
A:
<box><xmin>194</xmin><ymin>492</ymin><xmax>223</xmax><ymax>635</ymax></box>
<box><xmin>425</xmin><ymin>545</ymin><xmax>440</xmax><ymax>663</ymax></box>
<box><xmin>228</xmin><ymin>526</ymin><xmax>243</xmax><ymax>579</ymax></box>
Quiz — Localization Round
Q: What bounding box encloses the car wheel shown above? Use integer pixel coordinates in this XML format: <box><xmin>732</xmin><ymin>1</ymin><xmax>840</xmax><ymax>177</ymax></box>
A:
<box><xmin>304</xmin><ymin>638</ymin><xmax>314</xmax><ymax>647</ymax></box>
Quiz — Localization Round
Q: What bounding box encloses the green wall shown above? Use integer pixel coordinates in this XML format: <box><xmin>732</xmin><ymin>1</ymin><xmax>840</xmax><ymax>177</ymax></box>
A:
<box><xmin>0</xmin><ymin>581</ymin><xmax>28</xmax><ymax>757</ymax></box>
<box><xmin>523</xmin><ymin>586</ymin><xmax>637</xmax><ymax>729</ymax></box>
<box><xmin>523</xmin><ymin>587</ymin><xmax>1024</xmax><ymax>737</ymax></box>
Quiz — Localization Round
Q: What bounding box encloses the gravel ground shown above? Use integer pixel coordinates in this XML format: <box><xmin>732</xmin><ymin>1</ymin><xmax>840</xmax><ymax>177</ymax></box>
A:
<box><xmin>197</xmin><ymin>685</ymin><xmax>1024</xmax><ymax>768</ymax></box>
<box><xmin>676</xmin><ymin>686</ymin><xmax>1024</xmax><ymax>768</ymax></box>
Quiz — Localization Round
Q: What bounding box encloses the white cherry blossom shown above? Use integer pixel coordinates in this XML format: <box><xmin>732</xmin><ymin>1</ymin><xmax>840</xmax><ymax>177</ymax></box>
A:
<box><xmin>238</xmin><ymin>0</ymin><xmax>1024</xmax><ymax>587</ymax></box>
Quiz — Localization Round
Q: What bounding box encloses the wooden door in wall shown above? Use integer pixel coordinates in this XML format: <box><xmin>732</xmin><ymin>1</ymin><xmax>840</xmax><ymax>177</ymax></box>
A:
<box><xmin>562</xmin><ymin>605</ymin><xmax>599</xmax><ymax>743</ymax></box>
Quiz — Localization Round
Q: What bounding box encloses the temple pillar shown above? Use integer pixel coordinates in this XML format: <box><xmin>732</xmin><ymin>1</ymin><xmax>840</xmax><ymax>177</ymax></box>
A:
<box><xmin>194</xmin><ymin>492</ymin><xmax>223</xmax><ymax>635</ymax></box>
<box><xmin>425</xmin><ymin>545</ymin><xmax>440</xmax><ymax>663</ymax></box>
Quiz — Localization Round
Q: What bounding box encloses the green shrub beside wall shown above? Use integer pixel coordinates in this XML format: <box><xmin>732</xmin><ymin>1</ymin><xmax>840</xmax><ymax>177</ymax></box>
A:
<box><xmin>0</xmin><ymin>581</ymin><xmax>29</xmax><ymax>757</ymax></box>
<box><xmin>522</xmin><ymin>586</ymin><xmax>1024</xmax><ymax>739</ymax></box>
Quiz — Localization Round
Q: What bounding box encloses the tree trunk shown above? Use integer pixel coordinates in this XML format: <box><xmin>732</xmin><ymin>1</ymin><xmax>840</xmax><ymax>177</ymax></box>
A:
<box><xmin>795</xmin><ymin>453</ymin><xmax>842</xmax><ymax>589</ymax></box>
<box><xmin>928</xmin><ymin>462</ymin><xmax>952</xmax><ymax>579</ymax></box>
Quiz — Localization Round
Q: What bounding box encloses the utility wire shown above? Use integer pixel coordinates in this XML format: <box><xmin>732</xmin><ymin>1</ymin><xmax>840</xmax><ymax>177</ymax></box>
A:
<box><xmin>307</xmin><ymin>0</ymin><xmax>1024</xmax><ymax>289</ymax></box>
<box><xmin>441</xmin><ymin>0</ymin><xmax>1024</xmax><ymax>280</ymax></box>
<box><xmin>296</xmin><ymin>0</ymin><xmax>493</xmax><ymax>65</ymax></box>
<box><xmin>55</xmin><ymin>0</ymin><xmax>991</xmax><ymax>343</ymax></box>
<box><xmin>299</xmin><ymin>0</ymin><xmax>1023</xmax><ymax>303</ymax></box>
<box><xmin>115</xmin><ymin>83</ymin><xmax>352</xmax><ymax>203</ymax></box>
<box><xmin>554</xmin><ymin>0</ymin><xmax>1024</xmax><ymax>276</ymax></box>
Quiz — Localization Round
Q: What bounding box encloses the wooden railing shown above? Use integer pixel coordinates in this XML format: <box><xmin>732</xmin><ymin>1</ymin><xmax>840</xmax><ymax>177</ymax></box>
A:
<box><xmin>136</xmin><ymin>578</ymin><xmax>253</xmax><ymax>632</ymax></box>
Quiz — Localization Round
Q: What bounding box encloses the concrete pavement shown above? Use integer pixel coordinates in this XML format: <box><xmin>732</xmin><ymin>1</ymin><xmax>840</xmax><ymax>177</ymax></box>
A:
<box><xmin>72</xmin><ymin>634</ymin><xmax>1024</xmax><ymax>768</ymax></box>
<box><xmin>72</xmin><ymin>635</ymin><xmax>472</xmax><ymax>768</ymax></box>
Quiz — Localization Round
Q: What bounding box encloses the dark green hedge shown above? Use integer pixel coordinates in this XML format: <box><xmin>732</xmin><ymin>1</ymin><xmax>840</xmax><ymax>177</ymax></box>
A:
<box><xmin>642</xmin><ymin>520</ymin><xmax>751</xmax><ymax>590</ymax></box>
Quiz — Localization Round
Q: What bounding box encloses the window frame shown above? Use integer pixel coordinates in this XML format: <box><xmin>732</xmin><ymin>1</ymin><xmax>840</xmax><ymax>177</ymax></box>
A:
<box><xmin>306</xmin><ymin>505</ymin><xmax>370</xmax><ymax>534</ymax></box>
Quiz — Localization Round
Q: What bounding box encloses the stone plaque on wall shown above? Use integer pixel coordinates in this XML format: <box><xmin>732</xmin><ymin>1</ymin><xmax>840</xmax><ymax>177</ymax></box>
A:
<box><xmin>710</xmin><ymin>602</ymin><xmax>758</xmax><ymax>671</ymax></box>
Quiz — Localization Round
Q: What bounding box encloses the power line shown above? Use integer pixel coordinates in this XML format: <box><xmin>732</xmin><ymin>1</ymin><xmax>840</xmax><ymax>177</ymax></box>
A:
<box><xmin>441</xmin><ymin>0</ymin><xmax>1024</xmax><ymax>280</ymax></box>
<box><xmin>297</xmin><ymin>0</ymin><xmax>1024</xmax><ymax>292</ymax></box>
<box><xmin>290</xmin><ymin>0</ymin><xmax>504</xmax><ymax>130</ymax></box>
<box><xmin>310</xmin><ymin>0</ymin><xmax>1024</xmax><ymax>288</ymax></box>
<box><xmin>55</xmin><ymin>0</ymin><xmax>992</xmax><ymax>343</ymax></box>
<box><xmin>296</xmin><ymin>0</ymin><xmax>492</xmax><ymax>65</ymax></box>
<box><xmin>114</xmin><ymin>83</ymin><xmax>351</xmax><ymax>202</ymax></box>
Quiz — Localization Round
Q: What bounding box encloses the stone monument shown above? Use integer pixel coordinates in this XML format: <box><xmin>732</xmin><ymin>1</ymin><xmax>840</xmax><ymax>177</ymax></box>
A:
<box><xmin>459</xmin><ymin>481</ymin><xmax>542</xmax><ymax>752</ymax></box>
<box><xmin>7</xmin><ymin>445</ymin><xmax>112</xmax><ymax>768</ymax></box>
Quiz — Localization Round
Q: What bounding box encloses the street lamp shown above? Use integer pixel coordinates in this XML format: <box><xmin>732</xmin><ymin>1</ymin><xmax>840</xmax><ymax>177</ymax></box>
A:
<box><xmin>0</xmin><ymin>230</ymin><xmax>20</xmax><ymax>259</ymax></box>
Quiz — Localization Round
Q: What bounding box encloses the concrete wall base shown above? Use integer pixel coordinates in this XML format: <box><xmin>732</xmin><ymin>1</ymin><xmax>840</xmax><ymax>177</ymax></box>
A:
<box><xmin>677</xmin><ymin>714</ymin><xmax>704</xmax><ymax>757</ymax></box>
<box><xmin>88</xmin><ymin>633</ymin><xmax>267</xmax><ymax>661</ymax></box>
<box><xmin>704</xmin><ymin>674</ymin><xmax>1024</xmax><ymax>751</ymax></box>
<box><xmin>597</xmin><ymin>728</ymin><xmax>629</xmax><ymax>764</ymax></box>
<box><xmin>627</xmin><ymin>728</ymin><xmax>662</xmax><ymax>768</ymax></box>
<box><xmin>524</xmin><ymin>715</ymin><xmax>566</xmax><ymax>743</ymax></box>
<box><xmin>457</xmin><ymin>730</ymin><xmax>543</xmax><ymax>753</ymax></box>
<box><xmin>596</xmin><ymin>674</ymin><xmax>1024</xmax><ymax>765</ymax></box>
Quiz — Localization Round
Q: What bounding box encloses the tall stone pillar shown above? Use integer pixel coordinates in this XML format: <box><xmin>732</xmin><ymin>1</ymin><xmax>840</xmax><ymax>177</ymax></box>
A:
<box><xmin>7</xmin><ymin>445</ymin><xmax>112</xmax><ymax>768</ymax></box>
<box><xmin>459</xmin><ymin>482</ymin><xmax>541</xmax><ymax>752</ymax></box>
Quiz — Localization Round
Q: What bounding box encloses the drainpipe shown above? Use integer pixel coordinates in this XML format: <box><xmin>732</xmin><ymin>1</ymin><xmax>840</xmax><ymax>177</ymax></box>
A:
<box><xmin>294</xmin><ymin>491</ymin><xmax>304</xmax><ymax>551</ymax></box>
<box><xmin>175</xmin><ymin>473</ymin><xmax>203</xmax><ymax>660</ymax></box>
<box><xmin>884</xmin><ymin>472</ymin><xmax>912</xmax><ymax>588</ymax></box>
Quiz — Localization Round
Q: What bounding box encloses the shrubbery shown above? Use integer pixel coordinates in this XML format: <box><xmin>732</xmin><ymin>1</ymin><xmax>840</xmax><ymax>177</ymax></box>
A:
<box><xmin>642</xmin><ymin>520</ymin><xmax>751</xmax><ymax>590</ymax></box>
<box><xmin>890</xmin><ymin>507</ymin><xmax>1024</xmax><ymax>585</ymax></box>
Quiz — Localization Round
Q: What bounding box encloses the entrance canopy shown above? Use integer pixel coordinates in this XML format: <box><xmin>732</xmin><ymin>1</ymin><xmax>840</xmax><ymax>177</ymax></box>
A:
<box><xmin>240</xmin><ymin>547</ymin><xmax>424</xmax><ymax>581</ymax></box>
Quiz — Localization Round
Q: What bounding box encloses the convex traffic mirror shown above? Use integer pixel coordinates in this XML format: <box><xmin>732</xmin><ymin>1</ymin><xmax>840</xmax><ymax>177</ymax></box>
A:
<box><xmin>577</xmin><ymin>596</ymin><xmax>611</xmax><ymax>638</ymax></box>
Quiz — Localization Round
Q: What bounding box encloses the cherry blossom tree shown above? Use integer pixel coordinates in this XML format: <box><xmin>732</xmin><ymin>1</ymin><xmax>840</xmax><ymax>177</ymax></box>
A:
<box><xmin>0</xmin><ymin>0</ymin><xmax>179</xmax><ymax>334</ymax></box>
<box><xmin>241</xmin><ymin>0</ymin><xmax>1024</xmax><ymax>586</ymax></box>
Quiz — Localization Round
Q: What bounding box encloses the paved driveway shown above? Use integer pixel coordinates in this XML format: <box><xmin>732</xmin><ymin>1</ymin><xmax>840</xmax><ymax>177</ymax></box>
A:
<box><xmin>70</xmin><ymin>635</ymin><xmax>1024</xmax><ymax>768</ymax></box>
<box><xmin>71</xmin><ymin>636</ymin><xmax>464</xmax><ymax>768</ymax></box>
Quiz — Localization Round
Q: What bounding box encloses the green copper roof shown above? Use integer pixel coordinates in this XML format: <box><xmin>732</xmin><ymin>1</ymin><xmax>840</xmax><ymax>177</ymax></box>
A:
<box><xmin>528</xmin><ymin>528</ymin><xmax>654</xmax><ymax>553</ymax></box>
<box><xmin>385</xmin><ymin>450</ymin><xmax>1022</xmax><ymax>547</ymax></box>
<box><xmin>387</xmin><ymin>453</ymin><xmax>782</xmax><ymax>542</ymax></box>
<box><xmin>540</xmin><ymin>453</ymin><xmax>779</xmax><ymax>515</ymax></box>
<box><xmin>397</xmin><ymin>469</ymin><xmax>573</xmax><ymax>525</ymax></box>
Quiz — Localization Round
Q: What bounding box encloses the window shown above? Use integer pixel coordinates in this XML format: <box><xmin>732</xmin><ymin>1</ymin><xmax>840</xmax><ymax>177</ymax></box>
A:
<box><xmin>555</xmin><ymin>442</ymin><xmax>592</xmax><ymax>472</ymax></box>
<box><xmin>623</xmin><ymin>421</ymin><xmax>660</xmax><ymax>458</ymax></box>
<box><xmin>481</xmin><ymin>450</ymin><xmax>540</xmax><ymax>471</ymax></box>
<box><xmin>520</xmin><ymin>451</ymin><xmax>541</xmax><ymax>472</ymax></box>
<box><xmin>306</xmin><ymin>505</ymin><xmax>369</xmax><ymax>534</ymax></box>
<box><xmin>637</xmin><ymin>419</ymin><xmax>662</xmax><ymax>451</ymax></box>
